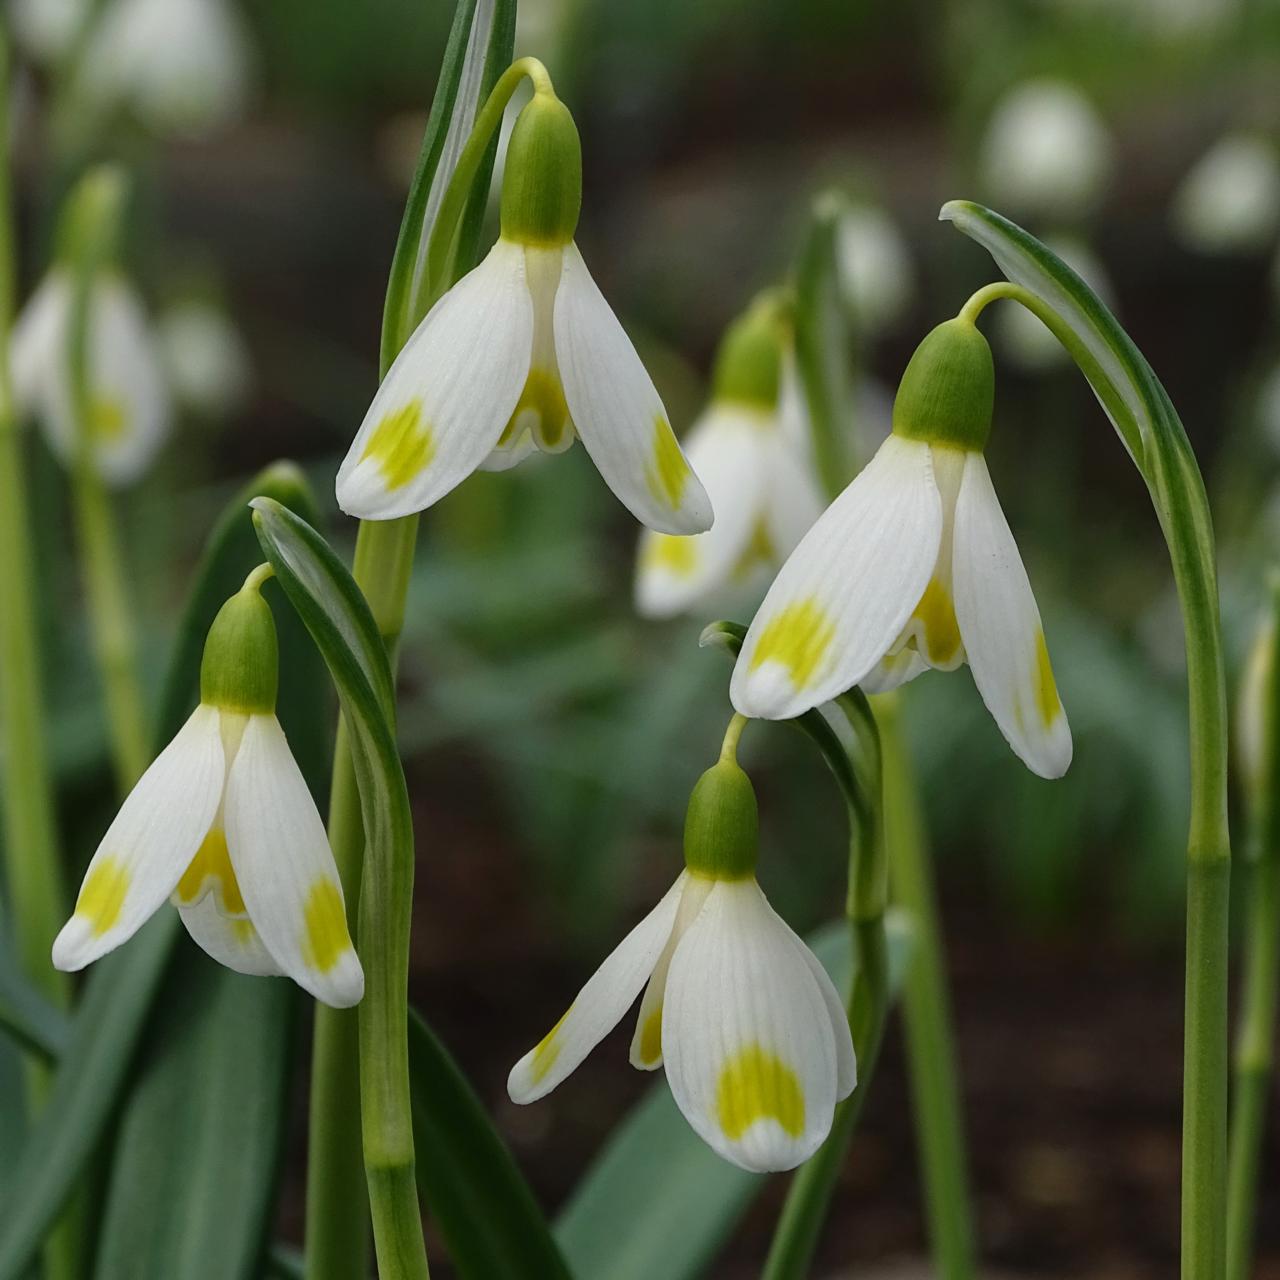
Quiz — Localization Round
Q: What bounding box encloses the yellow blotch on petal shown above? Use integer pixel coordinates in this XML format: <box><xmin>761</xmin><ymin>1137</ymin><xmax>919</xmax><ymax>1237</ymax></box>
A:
<box><xmin>731</xmin><ymin>517</ymin><xmax>777</xmax><ymax>583</ymax></box>
<box><xmin>506</xmin><ymin>366</ymin><xmax>571</xmax><ymax>451</ymax></box>
<box><xmin>231</xmin><ymin>918</ymin><xmax>256</xmax><ymax>945</ymax></box>
<box><xmin>90</xmin><ymin>396</ymin><xmax>128</xmax><ymax>443</ymax></box>
<box><xmin>638</xmin><ymin>1005</ymin><xmax>663</xmax><ymax>1066</ymax></box>
<box><xmin>716</xmin><ymin>1044</ymin><xmax>805</xmax><ymax>1141</ymax></box>
<box><xmin>911</xmin><ymin>576</ymin><xmax>962</xmax><ymax>667</ymax></box>
<box><xmin>75</xmin><ymin>857</ymin><xmax>130</xmax><ymax>937</ymax></box>
<box><xmin>645</xmin><ymin>417</ymin><xmax>690</xmax><ymax>509</ymax></box>
<box><xmin>531</xmin><ymin>1006</ymin><xmax>572</xmax><ymax>1084</ymax></box>
<box><xmin>302</xmin><ymin>878</ymin><xmax>352</xmax><ymax>974</ymax></box>
<box><xmin>175</xmin><ymin>827</ymin><xmax>246</xmax><ymax>916</ymax></box>
<box><xmin>748</xmin><ymin>598</ymin><xmax>835</xmax><ymax>690</ymax></box>
<box><xmin>1034</xmin><ymin>628</ymin><xmax>1063</xmax><ymax>727</ymax></box>
<box><xmin>361</xmin><ymin>400</ymin><xmax>435</xmax><ymax>491</ymax></box>
<box><xmin>643</xmin><ymin>533</ymin><xmax>697</xmax><ymax>577</ymax></box>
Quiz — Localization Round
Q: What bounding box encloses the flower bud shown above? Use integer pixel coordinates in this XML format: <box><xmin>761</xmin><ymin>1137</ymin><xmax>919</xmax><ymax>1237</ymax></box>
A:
<box><xmin>683</xmin><ymin>758</ymin><xmax>758</xmax><ymax>881</ymax></box>
<box><xmin>710</xmin><ymin>289</ymin><xmax>790</xmax><ymax>409</ymax></box>
<box><xmin>891</xmin><ymin>317</ymin><xmax>994</xmax><ymax>452</ymax></box>
<box><xmin>499</xmin><ymin>91</ymin><xmax>582</xmax><ymax>247</ymax></box>
<box><xmin>199</xmin><ymin>582</ymin><xmax>278</xmax><ymax>714</ymax></box>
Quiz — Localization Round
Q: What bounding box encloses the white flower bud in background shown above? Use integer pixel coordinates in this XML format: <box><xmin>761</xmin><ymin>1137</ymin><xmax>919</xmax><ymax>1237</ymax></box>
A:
<box><xmin>159</xmin><ymin>299</ymin><xmax>252</xmax><ymax>420</ymax></box>
<box><xmin>1171</xmin><ymin>133</ymin><xmax>1280</xmax><ymax>256</ymax></box>
<box><xmin>835</xmin><ymin>202</ymin><xmax>915</xmax><ymax>336</ymax></box>
<box><xmin>6</xmin><ymin>0</ymin><xmax>88</xmax><ymax>67</ymax></box>
<box><xmin>1255</xmin><ymin>364</ymin><xmax>1280</xmax><ymax>457</ymax></box>
<box><xmin>1236</xmin><ymin>606</ymin><xmax>1273</xmax><ymax>803</ymax></box>
<box><xmin>980</xmin><ymin>79</ymin><xmax>1113</xmax><ymax>221</ymax></box>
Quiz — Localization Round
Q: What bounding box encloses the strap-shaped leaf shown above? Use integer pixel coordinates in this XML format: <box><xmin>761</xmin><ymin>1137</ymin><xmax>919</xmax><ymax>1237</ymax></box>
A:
<box><xmin>0</xmin><ymin>936</ymin><xmax>70</xmax><ymax>1062</ymax></box>
<box><xmin>409</xmin><ymin>1011</ymin><xmax>572</xmax><ymax>1280</ymax></box>
<box><xmin>0</xmin><ymin>462</ymin><xmax>318</xmax><ymax>1280</ymax></box>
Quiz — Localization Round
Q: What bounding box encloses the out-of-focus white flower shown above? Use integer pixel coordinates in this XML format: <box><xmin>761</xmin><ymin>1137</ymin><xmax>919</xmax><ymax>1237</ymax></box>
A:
<box><xmin>79</xmin><ymin>0</ymin><xmax>253</xmax><ymax>138</ymax></box>
<box><xmin>10</xmin><ymin>268</ymin><xmax>171</xmax><ymax>486</ymax></box>
<box><xmin>836</xmin><ymin>203</ymin><xmax>915</xmax><ymax>336</ymax></box>
<box><xmin>1256</xmin><ymin>364</ymin><xmax>1280</xmax><ymax>457</ymax></box>
<box><xmin>980</xmin><ymin>80</ymin><xmax>1113</xmax><ymax>221</ymax></box>
<box><xmin>1172</xmin><ymin>134</ymin><xmax>1280</xmax><ymax>256</ymax></box>
<box><xmin>1237</xmin><ymin>604</ymin><xmax>1274</xmax><ymax>800</ymax></box>
<box><xmin>159</xmin><ymin>299</ymin><xmax>251</xmax><ymax>418</ymax></box>
<box><xmin>7</xmin><ymin>0</ymin><xmax>88</xmax><ymax>67</ymax></box>
<box><xmin>996</xmin><ymin>235</ymin><xmax>1115</xmax><ymax>370</ymax></box>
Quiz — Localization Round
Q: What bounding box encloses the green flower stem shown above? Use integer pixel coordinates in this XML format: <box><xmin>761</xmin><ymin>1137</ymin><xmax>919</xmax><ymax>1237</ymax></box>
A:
<box><xmin>877</xmin><ymin>693</ymin><xmax>976</xmax><ymax>1280</ymax></box>
<box><xmin>763</xmin><ymin>691</ymin><xmax>890</xmax><ymax>1280</ymax></box>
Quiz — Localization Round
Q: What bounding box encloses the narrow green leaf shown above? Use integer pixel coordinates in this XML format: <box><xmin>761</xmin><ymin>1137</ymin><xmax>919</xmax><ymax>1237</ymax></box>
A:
<box><xmin>409</xmin><ymin>1011</ymin><xmax>571</xmax><ymax>1280</ymax></box>
<box><xmin>0</xmin><ymin>462</ymin><xmax>319</xmax><ymax>1280</ymax></box>
<box><xmin>555</xmin><ymin>915</ymin><xmax>914</xmax><ymax>1280</ymax></box>
<box><xmin>0</xmin><ymin>934</ymin><xmax>70</xmax><ymax>1061</ymax></box>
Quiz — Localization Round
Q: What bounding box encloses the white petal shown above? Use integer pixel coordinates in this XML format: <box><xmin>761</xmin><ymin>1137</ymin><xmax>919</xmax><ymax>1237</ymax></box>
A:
<box><xmin>553</xmin><ymin>243</ymin><xmax>712</xmax><ymax>534</ymax></box>
<box><xmin>858</xmin><ymin>648</ymin><xmax>930</xmax><ymax>695</ymax></box>
<box><xmin>336</xmin><ymin>238</ymin><xmax>533</xmax><ymax>520</ymax></box>
<box><xmin>634</xmin><ymin>406</ymin><xmax>767</xmax><ymax>618</ymax></box>
<box><xmin>9</xmin><ymin>270</ymin><xmax>68</xmax><ymax>418</ymax></box>
<box><xmin>661</xmin><ymin>879</ymin><xmax>840</xmax><ymax>1172</ymax></box>
<box><xmin>791</xmin><ymin>934</ymin><xmax>856</xmax><ymax>1099</ymax></box>
<box><xmin>508</xmin><ymin>872</ymin><xmax>688</xmax><ymax>1103</ymax></box>
<box><xmin>951</xmin><ymin>452</ymin><xmax>1072</xmax><ymax>779</ymax></box>
<box><xmin>478</xmin><ymin>426</ymin><xmax>538</xmax><ymax>472</ymax></box>
<box><xmin>178</xmin><ymin>895</ymin><xmax>282</xmax><ymax>978</ymax></box>
<box><xmin>730</xmin><ymin>435</ymin><xmax>942</xmax><ymax>719</ymax></box>
<box><xmin>52</xmin><ymin>705</ymin><xmax>225</xmax><ymax>970</ymax></box>
<box><xmin>759</xmin><ymin>430</ymin><xmax>825</xmax><ymax>558</ymax></box>
<box><xmin>223</xmin><ymin>715</ymin><xmax>364</xmax><ymax>1007</ymax></box>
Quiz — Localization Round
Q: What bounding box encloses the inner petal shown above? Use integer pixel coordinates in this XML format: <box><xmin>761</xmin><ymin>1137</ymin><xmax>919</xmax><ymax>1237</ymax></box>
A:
<box><xmin>505</xmin><ymin>245</ymin><xmax>574</xmax><ymax>455</ymax></box>
<box><xmin>174</xmin><ymin>826</ymin><xmax>247</xmax><ymax>917</ymax></box>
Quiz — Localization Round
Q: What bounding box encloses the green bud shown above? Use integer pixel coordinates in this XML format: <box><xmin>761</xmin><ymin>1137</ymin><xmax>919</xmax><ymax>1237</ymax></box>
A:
<box><xmin>892</xmin><ymin>317</ymin><xmax>994</xmax><ymax>451</ymax></box>
<box><xmin>683</xmin><ymin>758</ymin><xmax>758</xmax><ymax>880</ymax></box>
<box><xmin>711</xmin><ymin>288</ymin><xmax>791</xmax><ymax>409</ymax></box>
<box><xmin>55</xmin><ymin>164</ymin><xmax>128</xmax><ymax>270</ymax></box>
<box><xmin>199</xmin><ymin>585</ymin><xmax>279</xmax><ymax>715</ymax></box>
<box><xmin>499</xmin><ymin>92</ymin><xmax>582</xmax><ymax>247</ymax></box>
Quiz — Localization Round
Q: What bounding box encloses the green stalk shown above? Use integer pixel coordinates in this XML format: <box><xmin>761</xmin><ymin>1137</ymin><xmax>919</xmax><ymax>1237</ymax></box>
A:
<box><xmin>877</xmin><ymin>695</ymin><xmax>976</xmax><ymax>1279</ymax></box>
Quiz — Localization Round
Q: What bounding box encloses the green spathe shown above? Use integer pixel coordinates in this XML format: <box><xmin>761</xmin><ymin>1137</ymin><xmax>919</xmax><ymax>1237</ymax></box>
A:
<box><xmin>199</xmin><ymin>584</ymin><xmax>279</xmax><ymax>715</ymax></box>
<box><xmin>892</xmin><ymin>317</ymin><xmax>994</xmax><ymax>451</ymax></box>
<box><xmin>683</xmin><ymin>758</ymin><xmax>759</xmax><ymax>881</ymax></box>
<box><xmin>499</xmin><ymin>92</ymin><xmax>582</xmax><ymax>248</ymax></box>
<box><xmin>711</xmin><ymin>289</ymin><xmax>791</xmax><ymax>410</ymax></box>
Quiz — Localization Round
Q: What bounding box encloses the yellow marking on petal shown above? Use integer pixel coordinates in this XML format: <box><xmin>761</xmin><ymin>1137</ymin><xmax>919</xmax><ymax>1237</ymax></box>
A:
<box><xmin>505</xmin><ymin>366</ymin><xmax>570</xmax><ymax>451</ymax></box>
<box><xmin>911</xmin><ymin>576</ymin><xmax>962</xmax><ymax>667</ymax></box>
<box><xmin>748</xmin><ymin>598</ymin><xmax>835</xmax><ymax>690</ymax></box>
<box><xmin>731</xmin><ymin>517</ymin><xmax>777</xmax><ymax>582</ymax></box>
<box><xmin>89</xmin><ymin>396</ymin><xmax>128</xmax><ymax>443</ymax></box>
<box><xmin>75</xmin><ymin>856</ymin><xmax>130</xmax><ymax>937</ymax></box>
<box><xmin>645</xmin><ymin>416</ymin><xmax>690</xmax><ymax>509</ymax></box>
<box><xmin>1034</xmin><ymin>628</ymin><xmax>1062</xmax><ymax>727</ymax></box>
<box><xmin>232</xmin><ymin>918</ymin><xmax>256</xmax><ymax>944</ymax></box>
<box><xmin>530</xmin><ymin>1007</ymin><xmax>572</xmax><ymax>1084</ymax></box>
<box><xmin>302</xmin><ymin>878</ymin><xmax>352</xmax><ymax>974</ymax></box>
<box><xmin>175</xmin><ymin>828</ymin><xmax>246</xmax><ymax>916</ymax></box>
<box><xmin>716</xmin><ymin>1044</ymin><xmax>805</xmax><ymax>1141</ymax></box>
<box><xmin>643</xmin><ymin>533</ymin><xmax>697</xmax><ymax>577</ymax></box>
<box><xmin>360</xmin><ymin>400</ymin><xmax>435</xmax><ymax>491</ymax></box>
<box><xmin>638</xmin><ymin>1005</ymin><xmax>663</xmax><ymax>1065</ymax></box>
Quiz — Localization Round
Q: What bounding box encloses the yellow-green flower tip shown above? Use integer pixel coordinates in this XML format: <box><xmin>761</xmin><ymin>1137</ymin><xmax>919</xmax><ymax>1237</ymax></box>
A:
<box><xmin>711</xmin><ymin>288</ymin><xmax>791</xmax><ymax>410</ymax></box>
<box><xmin>683</xmin><ymin>758</ymin><xmax>759</xmax><ymax>881</ymax></box>
<box><xmin>499</xmin><ymin>91</ymin><xmax>582</xmax><ymax>248</ymax></box>
<box><xmin>199</xmin><ymin>585</ymin><xmax>279</xmax><ymax>714</ymax></box>
<box><xmin>892</xmin><ymin>317</ymin><xmax>994</xmax><ymax>451</ymax></box>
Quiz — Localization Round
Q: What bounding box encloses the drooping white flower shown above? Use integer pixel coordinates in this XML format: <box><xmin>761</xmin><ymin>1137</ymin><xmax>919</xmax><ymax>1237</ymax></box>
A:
<box><xmin>52</xmin><ymin>577</ymin><xmax>363</xmax><ymax>1007</ymax></box>
<box><xmin>10</xmin><ymin>268</ymin><xmax>171</xmax><ymax>486</ymax></box>
<box><xmin>731</xmin><ymin>318</ymin><xmax>1071</xmax><ymax>780</ymax></box>
<box><xmin>508</xmin><ymin>751</ymin><xmax>855</xmax><ymax>1172</ymax></box>
<box><xmin>836</xmin><ymin>202</ymin><xmax>915</xmax><ymax>336</ymax></box>
<box><xmin>7</xmin><ymin>0</ymin><xmax>88</xmax><ymax>66</ymax></box>
<box><xmin>1172</xmin><ymin>134</ymin><xmax>1280</xmax><ymax>256</ymax></box>
<box><xmin>159</xmin><ymin>298</ymin><xmax>252</xmax><ymax>418</ymax></box>
<box><xmin>636</xmin><ymin>293</ymin><xmax>823</xmax><ymax>617</ymax></box>
<box><xmin>337</xmin><ymin>87</ymin><xmax>711</xmax><ymax>535</ymax></box>
<box><xmin>980</xmin><ymin>80</ymin><xmax>1113</xmax><ymax>222</ymax></box>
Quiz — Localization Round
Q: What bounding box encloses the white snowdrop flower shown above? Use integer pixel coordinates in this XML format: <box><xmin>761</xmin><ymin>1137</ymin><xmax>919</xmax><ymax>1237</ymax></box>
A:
<box><xmin>79</xmin><ymin>0</ymin><xmax>253</xmax><ymax>138</ymax></box>
<box><xmin>508</xmin><ymin>739</ymin><xmax>855</xmax><ymax>1172</ymax></box>
<box><xmin>980</xmin><ymin>80</ymin><xmax>1113</xmax><ymax>221</ymax></box>
<box><xmin>8</xmin><ymin>0</ymin><xmax>87</xmax><ymax>66</ymax></box>
<box><xmin>159</xmin><ymin>298</ymin><xmax>252</xmax><ymax>418</ymax></box>
<box><xmin>52</xmin><ymin>572</ymin><xmax>363</xmax><ymax>1008</ymax></box>
<box><xmin>10</xmin><ymin>268</ymin><xmax>171</xmax><ymax>486</ymax></box>
<box><xmin>1172</xmin><ymin>134</ymin><xmax>1280</xmax><ymax>256</ymax></box>
<box><xmin>731</xmin><ymin>317</ymin><xmax>1071</xmax><ymax>780</ymax></box>
<box><xmin>836</xmin><ymin>202</ymin><xmax>915</xmax><ymax>335</ymax></box>
<box><xmin>636</xmin><ymin>291</ymin><xmax>823</xmax><ymax>617</ymax></box>
<box><xmin>337</xmin><ymin>85</ymin><xmax>711</xmax><ymax>535</ymax></box>
<box><xmin>1237</xmin><ymin>601</ymin><xmax>1277</xmax><ymax>801</ymax></box>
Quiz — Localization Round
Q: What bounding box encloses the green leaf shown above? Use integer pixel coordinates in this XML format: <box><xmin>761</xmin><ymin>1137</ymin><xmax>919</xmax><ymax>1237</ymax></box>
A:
<box><xmin>0</xmin><ymin>462</ymin><xmax>319</xmax><ymax>1280</ymax></box>
<box><xmin>554</xmin><ymin>915</ymin><xmax>914</xmax><ymax>1280</ymax></box>
<box><xmin>408</xmin><ymin>1011</ymin><xmax>572</xmax><ymax>1280</ymax></box>
<box><xmin>0</xmin><ymin>934</ymin><xmax>70</xmax><ymax>1062</ymax></box>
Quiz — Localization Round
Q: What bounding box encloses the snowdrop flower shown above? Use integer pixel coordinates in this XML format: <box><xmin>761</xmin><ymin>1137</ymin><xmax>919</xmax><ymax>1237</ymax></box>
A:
<box><xmin>337</xmin><ymin>81</ymin><xmax>712</xmax><ymax>535</ymax></box>
<box><xmin>52</xmin><ymin>569</ymin><xmax>363</xmax><ymax>1007</ymax></box>
<box><xmin>509</xmin><ymin>726</ymin><xmax>855</xmax><ymax>1171</ymax></box>
<box><xmin>79</xmin><ymin>0</ymin><xmax>253</xmax><ymax>138</ymax></box>
<box><xmin>731</xmin><ymin>317</ymin><xmax>1071</xmax><ymax>779</ymax></box>
<box><xmin>1172</xmin><ymin>134</ymin><xmax>1280</xmax><ymax>256</ymax></box>
<box><xmin>836</xmin><ymin>202</ymin><xmax>915</xmax><ymax>335</ymax></box>
<box><xmin>10</xmin><ymin>267</ymin><xmax>170</xmax><ymax>486</ymax></box>
<box><xmin>636</xmin><ymin>291</ymin><xmax>823</xmax><ymax>617</ymax></box>
<box><xmin>980</xmin><ymin>80</ymin><xmax>1113</xmax><ymax>222</ymax></box>
<box><xmin>7</xmin><ymin>0</ymin><xmax>88</xmax><ymax>67</ymax></box>
<box><xmin>159</xmin><ymin>297</ymin><xmax>252</xmax><ymax>418</ymax></box>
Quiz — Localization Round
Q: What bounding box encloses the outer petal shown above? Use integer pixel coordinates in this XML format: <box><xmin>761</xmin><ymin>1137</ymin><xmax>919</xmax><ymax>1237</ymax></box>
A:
<box><xmin>336</xmin><ymin>238</ymin><xmax>533</xmax><ymax>520</ymax></box>
<box><xmin>178</xmin><ymin>896</ymin><xmax>282</xmax><ymax>978</ymax></box>
<box><xmin>634</xmin><ymin>406</ymin><xmax>766</xmax><ymax>618</ymax></box>
<box><xmin>662</xmin><ymin>880</ymin><xmax>840</xmax><ymax>1172</ymax></box>
<box><xmin>52</xmin><ymin>705</ymin><xmax>225</xmax><ymax>970</ymax></box>
<box><xmin>791</xmin><ymin>935</ymin><xmax>857</xmax><ymax>1099</ymax></box>
<box><xmin>9</xmin><ymin>270</ymin><xmax>68</xmax><ymax>418</ymax></box>
<box><xmin>759</xmin><ymin>430</ymin><xmax>825</xmax><ymax>559</ymax></box>
<box><xmin>730</xmin><ymin>435</ymin><xmax>943</xmax><ymax>719</ymax></box>
<box><xmin>508</xmin><ymin>872</ymin><xmax>688</xmax><ymax>1103</ymax></box>
<box><xmin>553</xmin><ymin>243</ymin><xmax>712</xmax><ymax>534</ymax></box>
<box><xmin>952</xmin><ymin>452</ymin><xmax>1072</xmax><ymax>779</ymax></box>
<box><xmin>223</xmin><ymin>715</ymin><xmax>364</xmax><ymax>1007</ymax></box>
